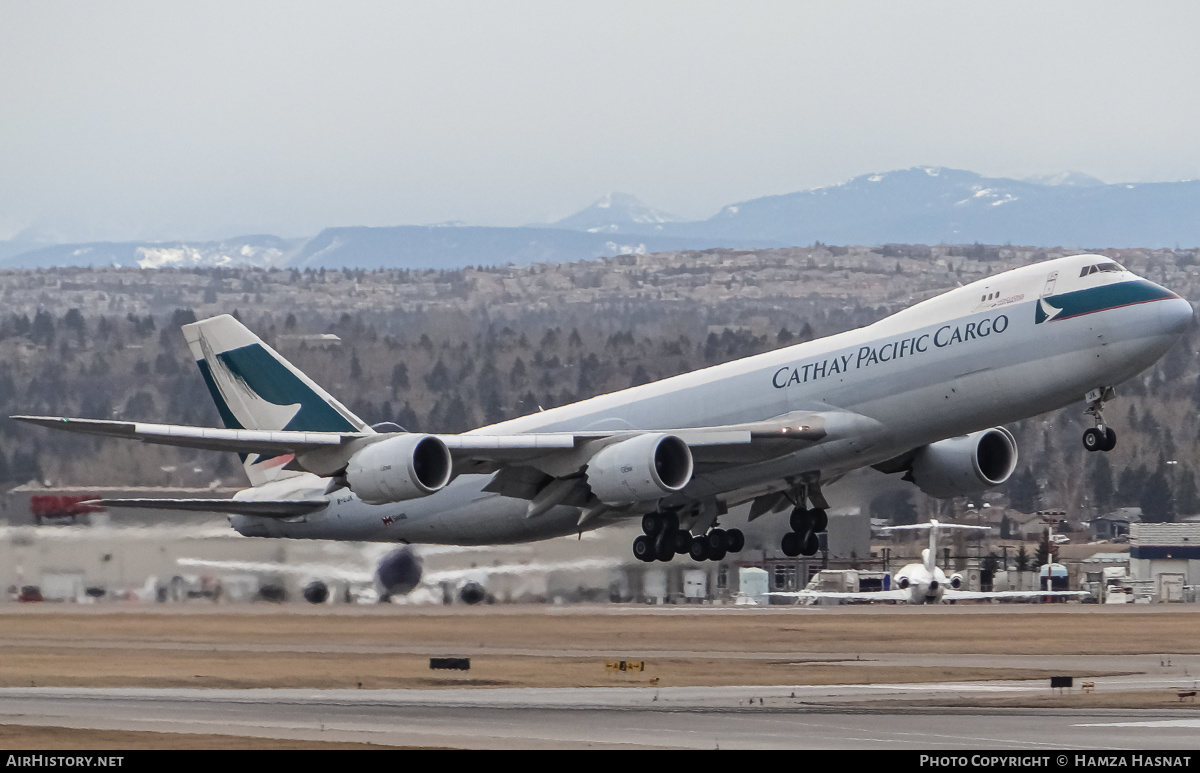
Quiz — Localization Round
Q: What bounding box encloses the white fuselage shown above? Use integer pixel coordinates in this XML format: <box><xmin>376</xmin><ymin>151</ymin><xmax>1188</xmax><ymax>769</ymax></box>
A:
<box><xmin>231</xmin><ymin>255</ymin><xmax>1192</xmax><ymax>544</ymax></box>
<box><xmin>891</xmin><ymin>554</ymin><xmax>952</xmax><ymax>605</ymax></box>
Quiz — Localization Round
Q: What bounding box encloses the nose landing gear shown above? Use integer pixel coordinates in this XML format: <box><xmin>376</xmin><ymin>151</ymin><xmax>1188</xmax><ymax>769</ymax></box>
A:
<box><xmin>1082</xmin><ymin>387</ymin><xmax>1117</xmax><ymax>452</ymax></box>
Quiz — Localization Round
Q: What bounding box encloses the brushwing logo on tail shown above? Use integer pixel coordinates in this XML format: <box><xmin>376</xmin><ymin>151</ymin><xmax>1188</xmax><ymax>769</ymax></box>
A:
<box><xmin>198</xmin><ymin>336</ymin><xmax>302</xmax><ymax>431</ymax></box>
<box><xmin>1035</xmin><ymin>297</ymin><xmax>1063</xmax><ymax>325</ymax></box>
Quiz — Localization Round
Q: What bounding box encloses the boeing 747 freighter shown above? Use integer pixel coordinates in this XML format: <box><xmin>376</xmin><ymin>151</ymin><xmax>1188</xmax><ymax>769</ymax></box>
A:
<box><xmin>15</xmin><ymin>254</ymin><xmax>1192</xmax><ymax>574</ymax></box>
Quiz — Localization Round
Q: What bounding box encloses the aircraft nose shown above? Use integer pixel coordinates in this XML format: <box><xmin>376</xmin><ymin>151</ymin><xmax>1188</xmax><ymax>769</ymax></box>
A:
<box><xmin>1159</xmin><ymin>296</ymin><xmax>1194</xmax><ymax>337</ymax></box>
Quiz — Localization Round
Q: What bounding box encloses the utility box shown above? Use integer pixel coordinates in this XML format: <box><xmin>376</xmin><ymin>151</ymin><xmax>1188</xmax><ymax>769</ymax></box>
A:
<box><xmin>1158</xmin><ymin>573</ymin><xmax>1186</xmax><ymax>603</ymax></box>
<box><xmin>737</xmin><ymin>568</ymin><xmax>768</xmax><ymax>605</ymax></box>
<box><xmin>683</xmin><ymin>569</ymin><xmax>708</xmax><ymax>601</ymax></box>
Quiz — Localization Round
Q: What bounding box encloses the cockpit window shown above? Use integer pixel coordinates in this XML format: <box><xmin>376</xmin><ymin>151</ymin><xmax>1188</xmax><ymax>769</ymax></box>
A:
<box><xmin>1080</xmin><ymin>262</ymin><xmax>1125</xmax><ymax>277</ymax></box>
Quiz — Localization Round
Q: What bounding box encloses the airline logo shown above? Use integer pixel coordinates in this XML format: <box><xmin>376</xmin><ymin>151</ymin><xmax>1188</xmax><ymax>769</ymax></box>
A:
<box><xmin>772</xmin><ymin>314</ymin><xmax>1010</xmax><ymax>389</ymax></box>
<box><xmin>1035</xmin><ymin>280</ymin><xmax>1178</xmax><ymax>325</ymax></box>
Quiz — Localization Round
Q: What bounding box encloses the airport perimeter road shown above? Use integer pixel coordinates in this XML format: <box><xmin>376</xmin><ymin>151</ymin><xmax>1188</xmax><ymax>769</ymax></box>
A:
<box><xmin>1</xmin><ymin>686</ymin><xmax>1199</xmax><ymax>749</ymax></box>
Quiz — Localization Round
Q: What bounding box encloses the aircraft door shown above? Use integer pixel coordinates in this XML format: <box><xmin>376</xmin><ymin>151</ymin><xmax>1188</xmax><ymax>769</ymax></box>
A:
<box><xmin>1041</xmin><ymin>271</ymin><xmax>1058</xmax><ymax>298</ymax></box>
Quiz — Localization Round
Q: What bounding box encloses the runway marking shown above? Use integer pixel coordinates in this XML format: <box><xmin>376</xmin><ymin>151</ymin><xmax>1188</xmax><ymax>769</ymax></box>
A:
<box><xmin>1075</xmin><ymin>719</ymin><xmax>1200</xmax><ymax>728</ymax></box>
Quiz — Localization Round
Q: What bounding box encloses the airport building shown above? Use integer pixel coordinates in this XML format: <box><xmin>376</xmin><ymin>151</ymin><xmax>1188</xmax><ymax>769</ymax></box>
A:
<box><xmin>1129</xmin><ymin>522</ymin><xmax>1200</xmax><ymax>602</ymax></box>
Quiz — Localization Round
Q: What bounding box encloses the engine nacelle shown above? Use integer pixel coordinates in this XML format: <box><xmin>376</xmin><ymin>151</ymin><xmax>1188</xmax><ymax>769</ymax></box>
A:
<box><xmin>346</xmin><ymin>434</ymin><xmax>453</xmax><ymax>505</ymax></box>
<box><xmin>375</xmin><ymin>546</ymin><xmax>424</xmax><ymax>598</ymax></box>
<box><xmin>896</xmin><ymin>576</ymin><xmax>910</xmax><ymax>590</ymax></box>
<box><xmin>907</xmin><ymin>427</ymin><xmax>1018</xmax><ymax>499</ymax></box>
<box><xmin>585</xmin><ymin>433</ymin><xmax>694</xmax><ymax>506</ymax></box>
<box><xmin>950</xmin><ymin>573</ymin><xmax>964</xmax><ymax>590</ymax></box>
<box><xmin>459</xmin><ymin>581</ymin><xmax>486</xmax><ymax>605</ymax></box>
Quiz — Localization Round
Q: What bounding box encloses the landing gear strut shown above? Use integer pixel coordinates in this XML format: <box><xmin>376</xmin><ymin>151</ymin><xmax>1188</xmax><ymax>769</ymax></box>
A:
<box><xmin>1082</xmin><ymin>387</ymin><xmax>1117</xmax><ymax>452</ymax></box>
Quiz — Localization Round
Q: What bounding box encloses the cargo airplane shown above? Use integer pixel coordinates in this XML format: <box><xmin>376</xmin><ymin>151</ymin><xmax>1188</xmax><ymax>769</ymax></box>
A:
<box><xmin>15</xmin><ymin>254</ymin><xmax>1193</xmax><ymax>576</ymax></box>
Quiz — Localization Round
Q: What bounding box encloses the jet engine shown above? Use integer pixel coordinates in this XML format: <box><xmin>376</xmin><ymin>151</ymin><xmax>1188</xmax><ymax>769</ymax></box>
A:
<box><xmin>906</xmin><ymin>428</ymin><xmax>1018</xmax><ymax>498</ymax></box>
<box><xmin>458</xmin><ymin>581</ymin><xmax>486</xmax><ymax>605</ymax></box>
<box><xmin>895</xmin><ymin>576</ymin><xmax>910</xmax><ymax>590</ymax></box>
<box><xmin>375</xmin><ymin>546</ymin><xmax>424</xmax><ymax>599</ymax></box>
<box><xmin>346</xmin><ymin>434</ymin><xmax>453</xmax><ymax>505</ymax></box>
<box><xmin>950</xmin><ymin>573</ymin><xmax>964</xmax><ymax>589</ymax></box>
<box><xmin>585</xmin><ymin>433</ymin><xmax>693</xmax><ymax>505</ymax></box>
<box><xmin>303</xmin><ymin>580</ymin><xmax>329</xmax><ymax>604</ymax></box>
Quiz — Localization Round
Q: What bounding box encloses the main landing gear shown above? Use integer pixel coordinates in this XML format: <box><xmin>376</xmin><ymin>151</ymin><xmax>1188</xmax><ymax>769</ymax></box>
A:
<box><xmin>632</xmin><ymin>510</ymin><xmax>744</xmax><ymax>563</ymax></box>
<box><xmin>1082</xmin><ymin>387</ymin><xmax>1117</xmax><ymax>453</ymax></box>
<box><xmin>779</xmin><ymin>480</ymin><xmax>828</xmax><ymax>557</ymax></box>
<box><xmin>781</xmin><ymin>506</ymin><xmax>825</xmax><ymax>557</ymax></box>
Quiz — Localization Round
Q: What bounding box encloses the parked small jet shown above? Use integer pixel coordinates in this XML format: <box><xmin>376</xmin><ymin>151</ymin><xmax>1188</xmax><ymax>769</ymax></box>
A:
<box><xmin>771</xmin><ymin>520</ymin><xmax>1090</xmax><ymax>604</ymax></box>
<box><xmin>14</xmin><ymin>254</ymin><xmax>1192</xmax><ymax>566</ymax></box>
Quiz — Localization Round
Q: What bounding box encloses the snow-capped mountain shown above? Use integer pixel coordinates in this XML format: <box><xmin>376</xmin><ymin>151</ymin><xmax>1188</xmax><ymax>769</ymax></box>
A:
<box><xmin>4</xmin><ymin>168</ymin><xmax>1199</xmax><ymax>270</ymax></box>
<box><xmin>546</xmin><ymin>192</ymin><xmax>681</xmax><ymax>234</ymax></box>
<box><xmin>661</xmin><ymin>167</ymin><xmax>1200</xmax><ymax>248</ymax></box>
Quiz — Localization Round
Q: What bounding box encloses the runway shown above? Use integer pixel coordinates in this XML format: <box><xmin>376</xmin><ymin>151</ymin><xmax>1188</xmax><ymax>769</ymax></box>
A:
<box><xmin>2</xmin><ymin>604</ymin><xmax>1199</xmax><ymax>748</ymax></box>
<box><xmin>1</xmin><ymin>685</ymin><xmax>1198</xmax><ymax>749</ymax></box>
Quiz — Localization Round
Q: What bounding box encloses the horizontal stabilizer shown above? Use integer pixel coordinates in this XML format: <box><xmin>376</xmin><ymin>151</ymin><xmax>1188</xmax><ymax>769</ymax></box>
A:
<box><xmin>89</xmin><ymin>498</ymin><xmax>329</xmax><ymax>518</ymax></box>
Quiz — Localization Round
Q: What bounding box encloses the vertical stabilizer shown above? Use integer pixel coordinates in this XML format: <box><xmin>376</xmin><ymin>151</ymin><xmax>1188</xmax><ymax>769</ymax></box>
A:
<box><xmin>182</xmin><ymin>314</ymin><xmax>373</xmax><ymax>485</ymax></box>
<box><xmin>925</xmin><ymin>519</ymin><xmax>940</xmax><ymax>572</ymax></box>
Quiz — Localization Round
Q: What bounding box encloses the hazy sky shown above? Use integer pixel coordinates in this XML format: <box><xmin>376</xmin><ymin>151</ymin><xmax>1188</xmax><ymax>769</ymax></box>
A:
<box><xmin>3</xmin><ymin>1</ymin><xmax>1199</xmax><ymax>242</ymax></box>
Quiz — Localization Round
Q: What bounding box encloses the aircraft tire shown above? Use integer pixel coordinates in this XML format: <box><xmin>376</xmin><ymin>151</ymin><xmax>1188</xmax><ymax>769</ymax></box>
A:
<box><xmin>655</xmin><ymin>534</ymin><xmax>675</xmax><ymax>562</ymax></box>
<box><xmin>789</xmin><ymin>507</ymin><xmax>813</xmax><ymax>533</ymax></box>
<box><xmin>688</xmin><ymin>536</ymin><xmax>708</xmax><ymax>562</ymax></box>
<box><xmin>725</xmin><ymin>528</ymin><xmax>745</xmax><ymax>552</ymax></box>
<box><xmin>800</xmin><ymin>530</ymin><xmax>820</xmax><ymax>556</ymax></box>
<box><xmin>707</xmin><ymin>544</ymin><xmax>727</xmax><ymax>562</ymax></box>
<box><xmin>810</xmin><ymin>508</ymin><xmax>828</xmax><ymax>533</ymax></box>
<box><xmin>673</xmin><ymin>530</ymin><xmax>693</xmax><ymax>554</ymax></box>
<box><xmin>641</xmin><ymin>513</ymin><xmax>662</xmax><ymax>536</ymax></box>
<box><xmin>1103</xmin><ymin>427</ymin><xmax>1117</xmax><ymax>452</ymax></box>
<box><xmin>1082</xmin><ymin>427</ymin><xmax>1104</xmax><ymax>452</ymax></box>
<box><xmin>633</xmin><ymin>535</ymin><xmax>655</xmax><ymax>561</ymax></box>
<box><xmin>705</xmin><ymin>529</ymin><xmax>726</xmax><ymax>553</ymax></box>
<box><xmin>781</xmin><ymin>531</ymin><xmax>801</xmax><ymax>557</ymax></box>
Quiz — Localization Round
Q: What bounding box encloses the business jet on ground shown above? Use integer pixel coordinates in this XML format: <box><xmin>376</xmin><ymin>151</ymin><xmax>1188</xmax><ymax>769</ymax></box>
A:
<box><xmin>771</xmin><ymin>519</ymin><xmax>1090</xmax><ymax>605</ymax></box>
<box><xmin>175</xmin><ymin>545</ymin><xmax>614</xmax><ymax>605</ymax></box>
<box><xmin>14</xmin><ymin>254</ymin><xmax>1192</xmax><ymax>566</ymax></box>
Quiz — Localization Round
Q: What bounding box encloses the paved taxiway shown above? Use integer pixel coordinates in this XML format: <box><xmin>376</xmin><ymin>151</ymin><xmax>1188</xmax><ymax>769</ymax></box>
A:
<box><xmin>1</xmin><ymin>685</ymin><xmax>1199</xmax><ymax>749</ymax></box>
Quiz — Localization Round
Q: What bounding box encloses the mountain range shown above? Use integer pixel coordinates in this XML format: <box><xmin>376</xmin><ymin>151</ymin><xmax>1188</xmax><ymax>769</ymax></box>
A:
<box><xmin>3</xmin><ymin>167</ymin><xmax>1198</xmax><ymax>270</ymax></box>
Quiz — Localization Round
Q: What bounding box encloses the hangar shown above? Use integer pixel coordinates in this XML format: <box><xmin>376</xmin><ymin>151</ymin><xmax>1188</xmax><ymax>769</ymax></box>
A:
<box><xmin>1129</xmin><ymin>523</ymin><xmax>1200</xmax><ymax>602</ymax></box>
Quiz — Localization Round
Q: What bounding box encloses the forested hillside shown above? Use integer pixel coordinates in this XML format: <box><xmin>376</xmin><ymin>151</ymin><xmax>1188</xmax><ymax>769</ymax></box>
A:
<box><xmin>0</xmin><ymin>243</ymin><xmax>1196</xmax><ymax>523</ymax></box>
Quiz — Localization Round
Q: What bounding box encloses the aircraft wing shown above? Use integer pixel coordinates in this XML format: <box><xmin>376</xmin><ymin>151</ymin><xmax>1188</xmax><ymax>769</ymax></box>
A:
<box><xmin>944</xmin><ymin>589</ymin><xmax>1091</xmax><ymax>600</ymax></box>
<box><xmin>88</xmin><ymin>498</ymin><xmax>328</xmax><ymax>518</ymax></box>
<box><xmin>13</xmin><ymin>408</ymin><xmax>869</xmax><ymax>480</ymax></box>
<box><xmin>176</xmin><ymin>556</ymin><xmax>614</xmax><ymax>585</ymax></box>
<box><xmin>769</xmin><ymin>589</ymin><xmax>910</xmax><ymax>602</ymax></box>
<box><xmin>422</xmin><ymin>558</ymin><xmax>615</xmax><ymax>584</ymax></box>
<box><xmin>177</xmin><ymin>557</ymin><xmax>372</xmax><ymax>582</ymax></box>
<box><xmin>11</xmin><ymin>416</ymin><xmax>361</xmax><ymax>455</ymax></box>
